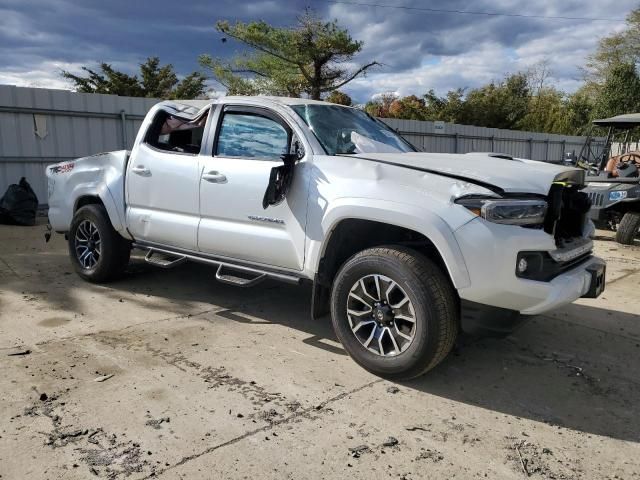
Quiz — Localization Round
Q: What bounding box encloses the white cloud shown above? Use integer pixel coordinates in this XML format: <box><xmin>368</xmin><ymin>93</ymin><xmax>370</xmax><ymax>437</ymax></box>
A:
<box><xmin>330</xmin><ymin>0</ymin><xmax>637</xmax><ymax>101</ymax></box>
<box><xmin>0</xmin><ymin>0</ymin><xmax>637</xmax><ymax>102</ymax></box>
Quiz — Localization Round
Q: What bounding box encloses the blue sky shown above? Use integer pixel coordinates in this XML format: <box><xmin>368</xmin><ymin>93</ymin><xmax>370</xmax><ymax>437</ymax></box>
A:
<box><xmin>0</xmin><ymin>0</ymin><xmax>636</xmax><ymax>102</ymax></box>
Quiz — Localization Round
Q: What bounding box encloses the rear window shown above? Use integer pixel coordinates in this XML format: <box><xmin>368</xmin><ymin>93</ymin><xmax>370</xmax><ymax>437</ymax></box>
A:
<box><xmin>145</xmin><ymin>109</ymin><xmax>208</xmax><ymax>154</ymax></box>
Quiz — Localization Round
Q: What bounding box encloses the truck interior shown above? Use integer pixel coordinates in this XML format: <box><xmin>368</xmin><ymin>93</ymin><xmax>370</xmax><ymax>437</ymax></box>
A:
<box><xmin>144</xmin><ymin>108</ymin><xmax>209</xmax><ymax>155</ymax></box>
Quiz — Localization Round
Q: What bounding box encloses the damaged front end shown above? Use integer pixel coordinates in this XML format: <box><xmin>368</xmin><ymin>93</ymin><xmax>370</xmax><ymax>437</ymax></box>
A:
<box><xmin>517</xmin><ymin>171</ymin><xmax>604</xmax><ymax>297</ymax></box>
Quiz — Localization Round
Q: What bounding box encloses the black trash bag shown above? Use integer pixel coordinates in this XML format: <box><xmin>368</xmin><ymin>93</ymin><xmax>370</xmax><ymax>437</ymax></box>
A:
<box><xmin>0</xmin><ymin>177</ymin><xmax>39</xmax><ymax>226</ymax></box>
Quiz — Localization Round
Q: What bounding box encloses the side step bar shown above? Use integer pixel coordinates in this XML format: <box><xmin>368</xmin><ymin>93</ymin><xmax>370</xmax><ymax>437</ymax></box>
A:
<box><xmin>133</xmin><ymin>243</ymin><xmax>302</xmax><ymax>286</ymax></box>
<box><xmin>215</xmin><ymin>265</ymin><xmax>266</xmax><ymax>287</ymax></box>
<box><xmin>145</xmin><ymin>250</ymin><xmax>187</xmax><ymax>269</ymax></box>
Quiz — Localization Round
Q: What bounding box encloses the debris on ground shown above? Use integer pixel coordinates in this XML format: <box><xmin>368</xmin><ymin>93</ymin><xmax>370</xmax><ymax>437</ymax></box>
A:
<box><xmin>349</xmin><ymin>445</ymin><xmax>371</xmax><ymax>458</ymax></box>
<box><xmin>386</xmin><ymin>386</ymin><xmax>400</xmax><ymax>394</ymax></box>
<box><xmin>415</xmin><ymin>448</ymin><xmax>444</xmax><ymax>462</ymax></box>
<box><xmin>286</xmin><ymin>400</ymin><xmax>302</xmax><ymax>412</ymax></box>
<box><xmin>46</xmin><ymin>428</ymin><xmax>89</xmax><ymax>447</ymax></box>
<box><xmin>79</xmin><ymin>430</ymin><xmax>151</xmax><ymax>478</ymax></box>
<box><xmin>507</xmin><ymin>439</ymin><xmax>576</xmax><ymax>479</ymax></box>
<box><xmin>144</xmin><ymin>416</ymin><xmax>170</xmax><ymax>430</ymax></box>
<box><xmin>94</xmin><ymin>374</ymin><xmax>114</xmax><ymax>383</ymax></box>
<box><xmin>382</xmin><ymin>436</ymin><xmax>399</xmax><ymax>447</ymax></box>
<box><xmin>515</xmin><ymin>440</ymin><xmax>529</xmax><ymax>476</ymax></box>
<box><xmin>259</xmin><ymin>408</ymin><xmax>282</xmax><ymax>423</ymax></box>
<box><xmin>405</xmin><ymin>424</ymin><xmax>430</xmax><ymax>432</ymax></box>
<box><xmin>7</xmin><ymin>349</ymin><xmax>31</xmax><ymax>356</ymax></box>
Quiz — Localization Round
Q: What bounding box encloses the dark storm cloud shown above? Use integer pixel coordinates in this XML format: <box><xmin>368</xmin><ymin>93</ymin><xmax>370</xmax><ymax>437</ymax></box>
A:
<box><xmin>0</xmin><ymin>0</ymin><xmax>636</xmax><ymax>99</ymax></box>
<box><xmin>0</xmin><ymin>0</ymin><xmax>314</xmax><ymax>76</ymax></box>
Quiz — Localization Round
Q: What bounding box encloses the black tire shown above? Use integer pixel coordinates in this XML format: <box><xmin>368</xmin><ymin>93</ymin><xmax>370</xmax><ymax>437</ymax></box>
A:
<box><xmin>330</xmin><ymin>246</ymin><xmax>458</xmax><ymax>380</ymax></box>
<box><xmin>615</xmin><ymin>212</ymin><xmax>640</xmax><ymax>245</ymax></box>
<box><xmin>68</xmin><ymin>204</ymin><xmax>131</xmax><ymax>283</ymax></box>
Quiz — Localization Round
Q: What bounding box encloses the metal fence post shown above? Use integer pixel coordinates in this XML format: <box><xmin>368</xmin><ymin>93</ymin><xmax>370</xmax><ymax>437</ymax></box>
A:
<box><xmin>561</xmin><ymin>140</ymin><xmax>566</xmax><ymax>160</ymax></box>
<box><xmin>545</xmin><ymin>139</ymin><xmax>549</xmax><ymax>161</ymax></box>
<box><xmin>454</xmin><ymin>133</ymin><xmax>459</xmax><ymax>153</ymax></box>
<box><xmin>120</xmin><ymin>109</ymin><xmax>127</xmax><ymax>149</ymax></box>
<box><xmin>490</xmin><ymin>135</ymin><xmax>495</xmax><ymax>152</ymax></box>
<box><xmin>528</xmin><ymin>138</ymin><xmax>533</xmax><ymax>159</ymax></box>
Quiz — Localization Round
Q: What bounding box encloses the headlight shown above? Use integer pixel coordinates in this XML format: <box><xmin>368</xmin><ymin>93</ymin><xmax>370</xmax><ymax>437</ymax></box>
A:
<box><xmin>456</xmin><ymin>197</ymin><xmax>547</xmax><ymax>226</ymax></box>
<box><xmin>609</xmin><ymin>190</ymin><xmax>627</xmax><ymax>201</ymax></box>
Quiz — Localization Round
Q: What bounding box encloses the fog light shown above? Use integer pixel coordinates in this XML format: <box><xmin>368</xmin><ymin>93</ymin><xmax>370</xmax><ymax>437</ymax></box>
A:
<box><xmin>517</xmin><ymin>257</ymin><xmax>528</xmax><ymax>274</ymax></box>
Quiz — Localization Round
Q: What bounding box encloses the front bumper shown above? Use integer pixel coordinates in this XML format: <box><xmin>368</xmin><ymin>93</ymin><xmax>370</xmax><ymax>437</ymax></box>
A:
<box><xmin>454</xmin><ymin>219</ymin><xmax>606</xmax><ymax>317</ymax></box>
<box><xmin>584</xmin><ymin>183</ymin><xmax>640</xmax><ymax>221</ymax></box>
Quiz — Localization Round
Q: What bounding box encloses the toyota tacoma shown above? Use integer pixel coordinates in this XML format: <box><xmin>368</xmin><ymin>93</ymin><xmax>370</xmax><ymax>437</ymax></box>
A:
<box><xmin>46</xmin><ymin>97</ymin><xmax>606</xmax><ymax>379</ymax></box>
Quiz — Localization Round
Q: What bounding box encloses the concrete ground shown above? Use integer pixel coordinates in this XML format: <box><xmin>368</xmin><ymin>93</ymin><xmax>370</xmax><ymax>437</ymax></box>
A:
<box><xmin>1</xmin><ymin>221</ymin><xmax>639</xmax><ymax>480</ymax></box>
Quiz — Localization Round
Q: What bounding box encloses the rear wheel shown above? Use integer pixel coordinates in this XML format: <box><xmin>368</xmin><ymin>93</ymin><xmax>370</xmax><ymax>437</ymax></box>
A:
<box><xmin>615</xmin><ymin>212</ymin><xmax>640</xmax><ymax>245</ymax></box>
<box><xmin>68</xmin><ymin>204</ymin><xmax>130</xmax><ymax>282</ymax></box>
<box><xmin>330</xmin><ymin>246</ymin><xmax>458</xmax><ymax>380</ymax></box>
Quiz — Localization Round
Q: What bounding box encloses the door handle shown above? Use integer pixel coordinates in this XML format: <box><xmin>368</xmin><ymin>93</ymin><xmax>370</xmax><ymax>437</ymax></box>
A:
<box><xmin>202</xmin><ymin>171</ymin><xmax>227</xmax><ymax>183</ymax></box>
<box><xmin>131</xmin><ymin>165</ymin><xmax>151</xmax><ymax>176</ymax></box>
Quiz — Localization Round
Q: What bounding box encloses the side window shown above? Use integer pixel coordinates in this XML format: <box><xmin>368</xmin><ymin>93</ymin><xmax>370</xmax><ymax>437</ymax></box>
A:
<box><xmin>145</xmin><ymin>109</ymin><xmax>208</xmax><ymax>154</ymax></box>
<box><xmin>216</xmin><ymin>112</ymin><xmax>289</xmax><ymax>161</ymax></box>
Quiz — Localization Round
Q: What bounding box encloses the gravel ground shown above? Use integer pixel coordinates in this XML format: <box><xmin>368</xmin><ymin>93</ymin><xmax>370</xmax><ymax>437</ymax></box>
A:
<box><xmin>1</xmin><ymin>221</ymin><xmax>639</xmax><ymax>479</ymax></box>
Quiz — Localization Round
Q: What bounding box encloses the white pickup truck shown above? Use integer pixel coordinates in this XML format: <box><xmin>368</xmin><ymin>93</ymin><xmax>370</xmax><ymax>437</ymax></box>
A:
<box><xmin>46</xmin><ymin>96</ymin><xmax>605</xmax><ymax>379</ymax></box>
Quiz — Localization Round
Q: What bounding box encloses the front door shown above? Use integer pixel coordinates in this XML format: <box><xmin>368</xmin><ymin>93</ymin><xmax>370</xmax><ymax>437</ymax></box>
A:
<box><xmin>126</xmin><ymin>108</ymin><xmax>207</xmax><ymax>250</ymax></box>
<box><xmin>198</xmin><ymin>107</ymin><xmax>308</xmax><ymax>270</ymax></box>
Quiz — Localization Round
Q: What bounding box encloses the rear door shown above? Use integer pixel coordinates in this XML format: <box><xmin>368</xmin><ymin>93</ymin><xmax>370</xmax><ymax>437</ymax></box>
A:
<box><xmin>197</xmin><ymin>105</ymin><xmax>308</xmax><ymax>270</ymax></box>
<box><xmin>126</xmin><ymin>108</ymin><xmax>208</xmax><ymax>250</ymax></box>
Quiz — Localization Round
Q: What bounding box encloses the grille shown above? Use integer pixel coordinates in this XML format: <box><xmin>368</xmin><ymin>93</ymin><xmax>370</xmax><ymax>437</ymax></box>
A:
<box><xmin>586</xmin><ymin>191</ymin><xmax>604</xmax><ymax>207</ymax></box>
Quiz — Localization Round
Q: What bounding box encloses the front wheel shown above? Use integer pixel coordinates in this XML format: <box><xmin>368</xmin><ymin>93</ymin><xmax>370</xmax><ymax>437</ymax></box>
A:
<box><xmin>68</xmin><ymin>204</ymin><xmax>131</xmax><ymax>282</ymax></box>
<box><xmin>330</xmin><ymin>246</ymin><xmax>458</xmax><ymax>380</ymax></box>
<box><xmin>615</xmin><ymin>212</ymin><xmax>640</xmax><ymax>245</ymax></box>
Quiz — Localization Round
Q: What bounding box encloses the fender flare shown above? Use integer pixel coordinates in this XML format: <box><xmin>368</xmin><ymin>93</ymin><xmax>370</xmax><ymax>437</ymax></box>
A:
<box><xmin>305</xmin><ymin>197</ymin><xmax>471</xmax><ymax>290</ymax></box>
<box><xmin>71</xmin><ymin>184</ymin><xmax>131</xmax><ymax>239</ymax></box>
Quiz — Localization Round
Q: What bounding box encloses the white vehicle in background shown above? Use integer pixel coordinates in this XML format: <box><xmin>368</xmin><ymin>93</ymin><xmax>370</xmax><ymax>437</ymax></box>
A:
<box><xmin>46</xmin><ymin>96</ymin><xmax>606</xmax><ymax>379</ymax></box>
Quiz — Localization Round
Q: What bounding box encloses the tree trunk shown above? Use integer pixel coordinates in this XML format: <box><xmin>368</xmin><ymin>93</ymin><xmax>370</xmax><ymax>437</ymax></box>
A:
<box><xmin>310</xmin><ymin>62</ymin><xmax>322</xmax><ymax>100</ymax></box>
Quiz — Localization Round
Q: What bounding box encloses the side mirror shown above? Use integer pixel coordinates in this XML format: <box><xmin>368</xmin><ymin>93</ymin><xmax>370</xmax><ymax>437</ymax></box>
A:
<box><xmin>261</xmin><ymin>136</ymin><xmax>304</xmax><ymax>209</ymax></box>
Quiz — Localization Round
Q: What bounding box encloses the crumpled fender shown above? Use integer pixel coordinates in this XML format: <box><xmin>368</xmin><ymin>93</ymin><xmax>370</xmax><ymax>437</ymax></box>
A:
<box><xmin>305</xmin><ymin>197</ymin><xmax>471</xmax><ymax>289</ymax></box>
<box><xmin>46</xmin><ymin>151</ymin><xmax>131</xmax><ymax>238</ymax></box>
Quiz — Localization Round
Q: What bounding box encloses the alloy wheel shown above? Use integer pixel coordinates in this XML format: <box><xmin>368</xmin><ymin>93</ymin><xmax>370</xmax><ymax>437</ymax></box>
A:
<box><xmin>346</xmin><ymin>274</ymin><xmax>417</xmax><ymax>356</ymax></box>
<box><xmin>74</xmin><ymin>220</ymin><xmax>101</xmax><ymax>269</ymax></box>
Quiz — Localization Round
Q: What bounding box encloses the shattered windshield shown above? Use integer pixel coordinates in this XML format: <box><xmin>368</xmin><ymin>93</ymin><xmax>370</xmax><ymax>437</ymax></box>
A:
<box><xmin>291</xmin><ymin>104</ymin><xmax>415</xmax><ymax>155</ymax></box>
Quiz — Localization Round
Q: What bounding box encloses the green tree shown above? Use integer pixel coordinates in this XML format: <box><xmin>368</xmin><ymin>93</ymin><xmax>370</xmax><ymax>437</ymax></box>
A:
<box><xmin>460</xmin><ymin>73</ymin><xmax>530</xmax><ymax>129</ymax></box>
<box><xmin>517</xmin><ymin>87</ymin><xmax>566</xmax><ymax>133</ymax></box>
<box><xmin>388</xmin><ymin>95</ymin><xmax>427</xmax><ymax>120</ymax></box>
<box><xmin>62</xmin><ymin>63</ymin><xmax>143</xmax><ymax>97</ymax></box>
<box><xmin>61</xmin><ymin>57</ymin><xmax>207</xmax><ymax>99</ymax></box>
<box><xmin>595</xmin><ymin>62</ymin><xmax>640</xmax><ymax>118</ymax></box>
<box><xmin>364</xmin><ymin>93</ymin><xmax>398</xmax><ymax>117</ymax></box>
<box><xmin>422</xmin><ymin>88</ymin><xmax>466</xmax><ymax>122</ymax></box>
<box><xmin>200</xmin><ymin>11</ymin><xmax>378</xmax><ymax>99</ymax></box>
<box><xmin>586</xmin><ymin>8</ymin><xmax>640</xmax><ymax>82</ymax></box>
<box><xmin>563</xmin><ymin>89</ymin><xmax>595</xmax><ymax>135</ymax></box>
<box><xmin>325</xmin><ymin>90</ymin><xmax>352</xmax><ymax>105</ymax></box>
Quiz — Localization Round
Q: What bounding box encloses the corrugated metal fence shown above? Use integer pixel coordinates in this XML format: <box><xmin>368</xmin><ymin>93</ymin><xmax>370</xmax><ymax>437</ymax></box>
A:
<box><xmin>0</xmin><ymin>85</ymin><xmax>603</xmax><ymax>203</ymax></box>
<box><xmin>0</xmin><ymin>85</ymin><xmax>159</xmax><ymax>203</ymax></box>
<box><xmin>380</xmin><ymin>118</ymin><xmax>603</xmax><ymax>163</ymax></box>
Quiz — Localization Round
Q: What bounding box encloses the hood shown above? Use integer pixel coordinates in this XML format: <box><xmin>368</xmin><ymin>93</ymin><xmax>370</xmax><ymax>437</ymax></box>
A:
<box><xmin>350</xmin><ymin>152</ymin><xmax>584</xmax><ymax>195</ymax></box>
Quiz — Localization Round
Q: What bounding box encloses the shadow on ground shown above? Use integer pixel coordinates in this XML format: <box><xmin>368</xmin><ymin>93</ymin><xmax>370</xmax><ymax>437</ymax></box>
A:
<box><xmin>92</xmin><ymin>261</ymin><xmax>640</xmax><ymax>442</ymax></box>
<box><xmin>3</xmin><ymin>246</ymin><xmax>639</xmax><ymax>444</ymax></box>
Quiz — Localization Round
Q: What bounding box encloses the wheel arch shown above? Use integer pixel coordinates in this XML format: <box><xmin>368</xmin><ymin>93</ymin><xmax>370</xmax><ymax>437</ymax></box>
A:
<box><xmin>74</xmin><ymin>195</ymin><xmax>105</xmax><ymax>212</ymax></box>
<box><xmin>70</xmin><ymin>184</ymin><xmax>131</xmax><ymax>240</ymax></box>
<box><xmin>309</xmin><ymin>208</ymin><xmax>471</xmax><ymax>319</ymax></box>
